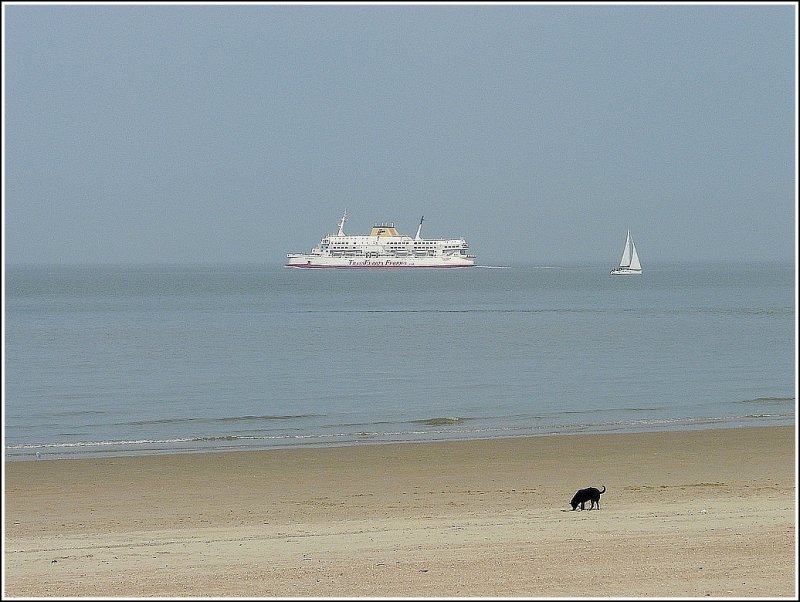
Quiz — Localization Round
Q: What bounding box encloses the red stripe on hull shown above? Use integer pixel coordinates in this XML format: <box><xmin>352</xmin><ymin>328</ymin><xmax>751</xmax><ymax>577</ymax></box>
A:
<box><xmin>285</xmin><ymin>264</ymin><xmax>474</xmax><ymax>269</ymax></box>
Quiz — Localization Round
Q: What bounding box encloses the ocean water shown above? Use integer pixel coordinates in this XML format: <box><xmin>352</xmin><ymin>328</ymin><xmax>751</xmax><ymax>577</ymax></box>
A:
<box><xmin>3</xmin><ymin>261</ymin><xmax>796</xmax><ymax>461</ymax></box>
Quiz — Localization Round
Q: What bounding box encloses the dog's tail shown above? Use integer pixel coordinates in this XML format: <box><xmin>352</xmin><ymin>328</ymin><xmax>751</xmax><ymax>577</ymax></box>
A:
<box><xmin>599</xmin><ymin>486</ymin><xmax>606</xmax><ymax>494</ymax></box>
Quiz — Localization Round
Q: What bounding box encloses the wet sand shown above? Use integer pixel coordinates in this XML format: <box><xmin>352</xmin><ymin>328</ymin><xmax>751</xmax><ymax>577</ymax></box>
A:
<box><xmin>4</xmin><ymin>425</ymin><xmax>796</xmax><ymax>597</ymax></box>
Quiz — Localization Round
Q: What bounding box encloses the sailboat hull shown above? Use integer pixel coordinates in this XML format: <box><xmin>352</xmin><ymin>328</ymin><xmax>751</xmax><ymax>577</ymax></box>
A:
<box><xmin>610</xmin><ymin>267</ymin><xmax>642</xmax><ymax>275</ymax></box>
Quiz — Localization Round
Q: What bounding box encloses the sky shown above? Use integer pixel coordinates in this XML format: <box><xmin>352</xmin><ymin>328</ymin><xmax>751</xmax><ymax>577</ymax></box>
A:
<box><xmin>2</xmin><ymin>2</ymin><xmax>797</xmax><ymax>266</ymax></box>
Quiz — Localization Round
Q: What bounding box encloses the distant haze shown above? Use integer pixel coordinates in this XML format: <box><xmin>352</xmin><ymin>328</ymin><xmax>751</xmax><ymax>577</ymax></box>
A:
<box><xmin>3</xmin><ymin>3</ymin><xmax>796</xmax><ymax>266</ymax></box>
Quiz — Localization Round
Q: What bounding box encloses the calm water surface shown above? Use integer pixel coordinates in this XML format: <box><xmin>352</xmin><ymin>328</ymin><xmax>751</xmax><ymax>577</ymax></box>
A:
<box><xmin>4</xmin><ymin>261</ymin><xmax>796</xmax><ymax>460</ymax></box>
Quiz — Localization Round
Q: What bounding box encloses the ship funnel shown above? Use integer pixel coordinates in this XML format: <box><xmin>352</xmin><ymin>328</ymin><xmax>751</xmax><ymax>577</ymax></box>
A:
<box><xmin>414</xmin><ymin>216</ymin><xmax>424</xmax><ymax>241</ymax></box>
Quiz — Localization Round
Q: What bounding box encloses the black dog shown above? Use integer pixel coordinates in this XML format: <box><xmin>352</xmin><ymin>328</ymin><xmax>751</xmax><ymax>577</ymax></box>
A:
<box><xmin>570</xmin><ymin>485</ymin><xmax>606</xmax><ymax>510</ymax></box>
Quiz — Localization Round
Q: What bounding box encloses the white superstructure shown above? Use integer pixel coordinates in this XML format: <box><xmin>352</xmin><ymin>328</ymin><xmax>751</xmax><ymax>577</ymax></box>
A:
<box><xmin>286</xmin><ymin>212</ymin><xmax>476</xmax><ymax>268</ymax></box>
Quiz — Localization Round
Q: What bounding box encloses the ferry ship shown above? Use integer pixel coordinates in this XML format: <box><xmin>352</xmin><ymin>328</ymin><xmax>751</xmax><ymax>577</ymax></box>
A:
<box><xmin>286</xmin><ymin>212</ymin><xmax>476</xmax><ymax>268</ymax></box>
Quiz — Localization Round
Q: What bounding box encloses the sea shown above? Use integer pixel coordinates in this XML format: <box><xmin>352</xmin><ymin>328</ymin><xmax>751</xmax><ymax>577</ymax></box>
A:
<box><xmin>3</xmin><ymin>261</ymin><xmax>796</xmax><ymax>461</ymax></box>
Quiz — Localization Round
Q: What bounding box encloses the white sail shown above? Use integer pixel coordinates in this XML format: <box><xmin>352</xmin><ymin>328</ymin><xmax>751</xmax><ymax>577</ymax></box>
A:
<box><xmin>619</xmin><ymin>230</ymin><xmax>632</xmax><ymax>267</ymax></box>
<box><xmin>628</xmin><ymin>236</ymin><xmax>641</xmax><ymax>271</ymax></box>
<box><xmin>610</xmin><ymin>229</ymin><xmax>642</xmax><ymax>275</ymax></box>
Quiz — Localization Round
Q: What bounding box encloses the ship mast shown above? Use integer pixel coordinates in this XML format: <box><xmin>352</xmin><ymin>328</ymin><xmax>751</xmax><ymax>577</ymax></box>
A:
<box><xmin>414</xmin><ymin>216</ymin><xmax>424</xmax><ymax>241</ymax></box>
<box><xmin>336</xmin><ymin>210</ymin><xmax>347</xmax><ymax>236</ymax></box>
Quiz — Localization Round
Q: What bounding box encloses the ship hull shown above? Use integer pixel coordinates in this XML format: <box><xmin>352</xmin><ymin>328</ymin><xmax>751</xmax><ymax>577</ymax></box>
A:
<box><xmin>286</xmin><ymin>255</ymin><xmax>475</xmax><ymax>268</ymax></box>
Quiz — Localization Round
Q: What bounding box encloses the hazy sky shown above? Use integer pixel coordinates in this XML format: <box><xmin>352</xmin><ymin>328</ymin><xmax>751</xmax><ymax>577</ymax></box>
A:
<box><xmin>3</xmin><ymin>2</ymin><xmax>797</xmax><ymax>265</ymax></box>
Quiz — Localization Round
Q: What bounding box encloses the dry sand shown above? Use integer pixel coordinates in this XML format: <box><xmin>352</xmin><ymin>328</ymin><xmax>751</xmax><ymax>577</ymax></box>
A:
<box><xmin>3</xmin><ymin>426</ymin><xmax>796</xmax><ymax>598</ymax></box>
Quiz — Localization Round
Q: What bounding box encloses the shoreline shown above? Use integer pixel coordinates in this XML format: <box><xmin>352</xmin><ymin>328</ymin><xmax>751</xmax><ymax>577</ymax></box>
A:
<box><xmin>6</xmin><ymin>417</ymin><xmax>795</xmax><ymax>463</ymax></box>
<box><xmin>4</xmin><ymin>425</ymin><xmax>797</xmax><ymax>597</ymax></box>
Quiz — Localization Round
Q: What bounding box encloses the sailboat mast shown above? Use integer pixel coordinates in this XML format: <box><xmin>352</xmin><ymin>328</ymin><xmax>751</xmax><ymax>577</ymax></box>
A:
<box><xmin>619</xmin><ymin>230</ymin><xmax>632</xmax><ymax>267</ymax></box>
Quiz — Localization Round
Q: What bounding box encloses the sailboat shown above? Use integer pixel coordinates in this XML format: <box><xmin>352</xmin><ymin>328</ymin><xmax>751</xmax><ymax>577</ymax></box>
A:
<box><xmin>610</xmin><ymin>230</ymin><xmax>642</xmax><ymax>275</ymax></box>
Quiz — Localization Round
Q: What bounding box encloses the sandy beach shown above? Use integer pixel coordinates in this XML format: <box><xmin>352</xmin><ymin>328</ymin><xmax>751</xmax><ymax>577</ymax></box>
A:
<box><xmin>3</xmin><ymin>425</ymin><xmax>796</xmax><ymax>598</ymax></box>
